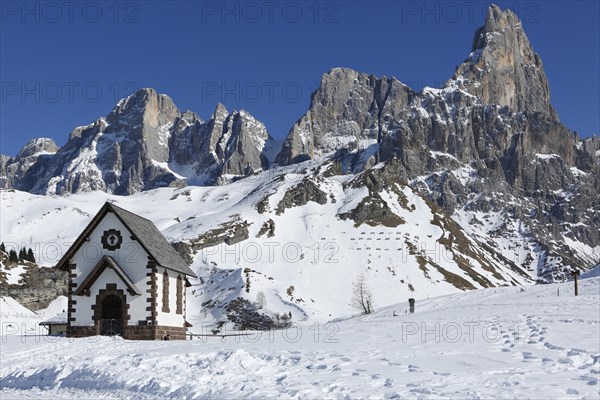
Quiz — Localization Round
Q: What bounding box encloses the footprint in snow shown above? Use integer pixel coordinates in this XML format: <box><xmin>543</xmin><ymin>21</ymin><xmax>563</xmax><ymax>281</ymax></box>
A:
<box><xmin>306</xmin><ymin>364</ymin><xmax>327</xmax><ymax>370</ymax></box>
<box><xmin>544</xmin><ymin>342</ymin><xmax>564</xmax><ymax>351</ymax></box>
<box><xmin>568</xmin><ymin>348</ymin><xmax>587</xmax><ymax>356</ymax></box>
<box><xmin>326</xmin><ymin>384</ymin><xmax>341</xmax><ymax>394</ymax></box>
<box><xmin>410</xmin><ymin>387</ymin><xmax>433</xmax><ymax>395</ymax></box>
<box><xmin>521</xmin><ymin>352</ymin><xmax>537</xmax><ymax>361</ymax></box>
<box><xmin>579</xmin><ymin>374</ymin><xmax>599</xmax><ymax>386</ymax></box>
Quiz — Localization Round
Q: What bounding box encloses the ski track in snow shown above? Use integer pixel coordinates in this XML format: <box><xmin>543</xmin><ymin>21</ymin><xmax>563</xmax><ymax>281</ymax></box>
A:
<box><xmin>1</xmin><ymin>277</ymin><xmax>598</xmax><ymax>399</ymax></box>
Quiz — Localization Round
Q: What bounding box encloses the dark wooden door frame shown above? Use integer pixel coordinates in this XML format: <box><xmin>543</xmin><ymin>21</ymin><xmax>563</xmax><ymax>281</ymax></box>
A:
<box><xmin>91</xmin><ymin>283</ymin><xmax>131</xmax><ymax>335</ymax></box>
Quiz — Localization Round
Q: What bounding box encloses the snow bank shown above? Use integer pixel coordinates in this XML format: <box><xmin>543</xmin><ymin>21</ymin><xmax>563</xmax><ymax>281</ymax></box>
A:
<box><xmin>0</xmin><ymin>297</ymin><xmax>43</xmax><ymax>335</ymax></box>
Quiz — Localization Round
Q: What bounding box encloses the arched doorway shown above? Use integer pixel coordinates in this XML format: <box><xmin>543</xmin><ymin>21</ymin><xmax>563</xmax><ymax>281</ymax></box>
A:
<box><xmin>100</xmin><ymin>294</ymin><xmax>123</xmax><ymax>336</ymax></box>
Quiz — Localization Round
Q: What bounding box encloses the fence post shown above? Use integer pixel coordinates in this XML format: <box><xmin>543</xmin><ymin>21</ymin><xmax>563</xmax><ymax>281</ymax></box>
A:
<box><xmin>571</xmin><ymin>270</ymin><xmax>580</xmax><ymax>296</ymax></box>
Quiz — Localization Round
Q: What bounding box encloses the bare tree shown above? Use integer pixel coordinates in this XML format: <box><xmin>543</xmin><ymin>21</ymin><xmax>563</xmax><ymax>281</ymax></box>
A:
<box><xmin>350</xmin><ymin>273</ymin><xmax>374</xmax><ymax>314</ymax></box>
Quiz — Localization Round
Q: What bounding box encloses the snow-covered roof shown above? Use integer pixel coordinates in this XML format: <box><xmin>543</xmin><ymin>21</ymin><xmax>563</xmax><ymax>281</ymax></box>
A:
<box><xmin>40</xmin><ymin>310</ymin><xmax>67</xmax><ymax>325</ymax></box>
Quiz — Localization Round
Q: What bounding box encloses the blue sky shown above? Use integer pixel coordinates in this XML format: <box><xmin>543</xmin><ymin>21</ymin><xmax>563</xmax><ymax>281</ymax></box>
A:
<box><xmin>1</xmin><ymin>0</ymin><xmax>598</xmax><ymax>156</ymax></box>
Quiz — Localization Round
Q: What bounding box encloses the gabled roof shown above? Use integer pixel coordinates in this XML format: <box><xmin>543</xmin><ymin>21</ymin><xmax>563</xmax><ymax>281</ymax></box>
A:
<box><xmin>74</xmin><ymin>255</ymin><xmax>140</xmax><ymax>296</ymax></box>
<box><xmin>56</xmin><ymin>202</ymin><xmax>196</xmax><ymax>277</ymax></box>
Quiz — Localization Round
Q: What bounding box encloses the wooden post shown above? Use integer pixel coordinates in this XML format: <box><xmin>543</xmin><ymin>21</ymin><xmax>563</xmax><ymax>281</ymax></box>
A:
<box><xmin>571</xmin><ymin>270</ymin><xmax>580</xmax><ymax>296</ymax></box>
<box><xmin>408</xmin><ymin>298</ymin><xmax>415</xmax><ymax>314</ymax></box>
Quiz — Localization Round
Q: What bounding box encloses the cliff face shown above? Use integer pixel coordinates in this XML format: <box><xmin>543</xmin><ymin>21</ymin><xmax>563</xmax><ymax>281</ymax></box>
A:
<box><xmin>170</xmin><ymin>104</ymin><xmax>273</xmax><ymax>185</ymax></box>
<box><xmin>454</xmin><ymin>5</ymin><xmax>555</xmax><ymax>118</ymax></box>
<box><xmin>2</xmin><ymin>90</ymin><xmax>275</xmax><ymax>195</ymax></box>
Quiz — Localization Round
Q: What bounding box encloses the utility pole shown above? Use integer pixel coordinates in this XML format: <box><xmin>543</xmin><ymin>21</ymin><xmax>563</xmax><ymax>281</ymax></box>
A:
<box><xmin>571</xmin><ymin>269</ymin><xmax>580</xmax><ymax>296</ymax></box>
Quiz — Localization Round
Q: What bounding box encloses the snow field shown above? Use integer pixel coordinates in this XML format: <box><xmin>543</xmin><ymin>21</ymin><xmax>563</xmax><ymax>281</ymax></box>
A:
<box><xmin>1</xmin><ymin>277</ymin><xmax>598</xmax><ymax>399</ymax></box>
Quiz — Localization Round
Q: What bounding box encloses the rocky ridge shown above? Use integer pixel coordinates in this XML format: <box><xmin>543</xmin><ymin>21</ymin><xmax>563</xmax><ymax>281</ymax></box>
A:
<box><xmin>1</xmin><ymin>90</ymin><xmax>276</xmax><ymax>195</ymax></box>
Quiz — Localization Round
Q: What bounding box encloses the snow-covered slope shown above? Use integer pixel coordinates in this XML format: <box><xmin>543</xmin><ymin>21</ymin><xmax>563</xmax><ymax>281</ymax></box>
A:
<box><xmin>1</xmin><ymin>156</ymin><xmax>541</xmax><ymax>324</ymax></box>
<box><xmin>36</xmin><ymin>296</ymin><xmax>68</xmax><ymax>322</ymax></box>
<box><xmin>0</xmin><ymin>295</ymin><xmax>67</xmax><ymax>335</ymax></box>
<box><xmin>0</xmin><ymin>296</ymin><xmax>42</xmax><ymax>335</ymax></box>
<box><xmin>581</xmin><ymin>264</ymin><xmax>600</xmax><ymax>279</ymax></box>
<box><xmin>1</xmin><ymin>276</ymin><xmax>598</xmax><ymax>399</ymax></box>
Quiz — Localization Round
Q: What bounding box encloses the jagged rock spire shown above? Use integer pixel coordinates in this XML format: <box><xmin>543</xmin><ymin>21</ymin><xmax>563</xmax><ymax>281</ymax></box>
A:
<box><xmin>449</xmin><ymin>4</ymin><xmax>556</xmax><ymax>117</ymax></box>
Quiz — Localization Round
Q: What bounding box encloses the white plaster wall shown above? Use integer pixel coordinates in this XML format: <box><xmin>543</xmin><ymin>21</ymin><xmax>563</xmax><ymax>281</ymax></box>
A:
<box><xmin>71</xmin><ymin>211</ymin><xmax>149</xmax><ymax>326</ymax></box>
<box><xmin>72</xmin><ymin>268</ymin><xmax>146</xmax><ymax>326</ymax></box>
<box><xmin>155</xmin><ymin>267</ymin><xmax>186</xmax><ymax>327</ymax></box>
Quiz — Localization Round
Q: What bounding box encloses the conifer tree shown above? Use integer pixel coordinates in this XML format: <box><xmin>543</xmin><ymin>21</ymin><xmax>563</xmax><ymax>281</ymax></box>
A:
<box><xmin>27</xmin><ymin>248</ymin><xmax>35</xmax><ymax>263</ymax></box>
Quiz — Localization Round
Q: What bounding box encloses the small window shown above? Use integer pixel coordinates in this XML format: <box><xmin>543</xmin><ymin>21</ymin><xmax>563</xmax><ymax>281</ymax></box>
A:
<box><xmin>176</xmin><ymin>275</ymin><xmax>183</xmax><ymax>315</ymax></box>
<box><xmin>162</xmin><ymin>270</ymin><xmax>170</xmax><ymax>313</ymax></box>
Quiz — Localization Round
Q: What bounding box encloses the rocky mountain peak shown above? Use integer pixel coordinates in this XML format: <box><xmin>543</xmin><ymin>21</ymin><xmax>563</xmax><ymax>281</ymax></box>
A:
<box><xmin>179</xmin><ymin>110</ymin><xmax>203</xmax><ymax>125</ymax></box>
<box><xmin>108</xmin><ymin>88</ymin><xmax>180</xmax><ymax>132</ymax></box>
<box><xmin>213</xmin><ymin>102</ymin><xmax>229</xmax><ymax>119</ymax></box>
<box><xmin>3</xmin><ymin>87</ymin><xmax>274</xmax><ymax>194</ymax></box>
<box><xmin>449</xmin><ymin>4</ymin><xmax>555</xmax><ymax>117</ymax></box>
<box><xmin>16</xmin><ymin>138</ymin><xmax>59</xmax><ymax>159</ymax></box>
<box><xmin>478</xmin><ymin>4</ymin><xmax>521</xmax><ymax>42</ymax></box>
<box><xmin>113</xmin><ymin>88</ymin><xmax>168</xmax><ymax>110</ymax></box>
<box><xmin>276</xmin><ymin>67</ymin><xmax>414</xmax><ymax>166</ymax></box>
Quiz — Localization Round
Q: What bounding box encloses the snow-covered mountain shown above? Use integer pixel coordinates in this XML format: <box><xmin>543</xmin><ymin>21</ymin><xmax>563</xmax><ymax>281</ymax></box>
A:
<box><xmin>0</xmin><ymin>90</ymin><xmax>277</xmax><ymax>194</ymax></box>
<box><xmin>0</xmin><ymin>155</ymin><xmax>578</xmax><ymax>323</ymax></box>
<box><xmin>1</xmin><ymin>5</ymin><xmax>599</xmax><ymax>321</ymax></box>
<box><xmin>274</xmin><ymin>5</ymin><xmax>599</xmax><ymax>280</ymax></box>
